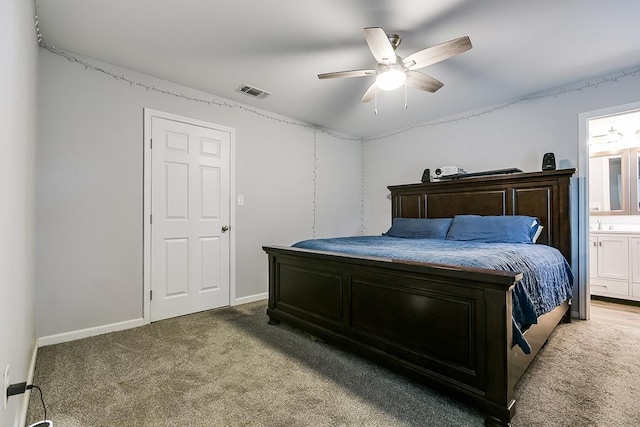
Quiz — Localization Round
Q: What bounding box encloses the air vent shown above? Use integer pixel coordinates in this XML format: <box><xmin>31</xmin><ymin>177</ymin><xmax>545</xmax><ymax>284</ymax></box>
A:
<box><xmin>236</xmin><ymin>84</ymin><xmax>271</xmax><ymax>99</ymax></box>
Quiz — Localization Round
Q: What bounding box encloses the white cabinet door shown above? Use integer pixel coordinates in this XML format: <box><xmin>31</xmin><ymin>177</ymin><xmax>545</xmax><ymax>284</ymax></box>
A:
<box><xmin>630</xmin><ymin>237</ymin><xmax>640</xmax><ymax>301</ymax></box>
<box><xmin>597</xmin><ymin>235</ymin><xmax>629</xmax><ymax>280</ymax></box>
<box><xmin>630</xmin><ymin>237</ymin><xmax>640</xmax><ymax>283</ymax></box>
<box><xmin>589</xmin><ymin>235</ymin><xmax>599</xmax><ymax>278</ymax></box>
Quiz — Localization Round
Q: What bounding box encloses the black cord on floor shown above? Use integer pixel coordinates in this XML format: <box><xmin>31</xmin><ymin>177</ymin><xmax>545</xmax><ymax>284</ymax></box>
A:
<box><xmin>27</xmin><ymin>385</ymin><xmax>47</xmax><ymax>421</ymax></box>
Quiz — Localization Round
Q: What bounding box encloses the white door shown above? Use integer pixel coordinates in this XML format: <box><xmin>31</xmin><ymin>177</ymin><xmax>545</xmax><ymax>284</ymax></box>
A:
<box><xmin>150</xmin><ymin>116</ymin><xmax>231</xmax><ymax>322</ymax></box>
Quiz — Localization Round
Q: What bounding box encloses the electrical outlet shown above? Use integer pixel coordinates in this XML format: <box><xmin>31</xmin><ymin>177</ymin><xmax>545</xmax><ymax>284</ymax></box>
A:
<box><xmin>3</xmin><ymin>365</ymin><xmax>9</xmax><ymax>410</ymax></box>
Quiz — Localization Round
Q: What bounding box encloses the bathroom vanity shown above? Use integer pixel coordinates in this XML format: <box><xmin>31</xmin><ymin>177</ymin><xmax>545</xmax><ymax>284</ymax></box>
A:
<box><xmin>590</xmin><ymin>227</ymin><xmax>640</xmax><ymax>302</ymax></box>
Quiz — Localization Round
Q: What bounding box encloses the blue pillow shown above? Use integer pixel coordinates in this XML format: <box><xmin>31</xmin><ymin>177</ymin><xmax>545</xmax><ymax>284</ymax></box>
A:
<box><xmin>446</xmin><ymin>215</ymin><xmax>540</xmax><ymax>244</ymax></box>
<box><xmin>384</xmin><ymin>217</ymin><xmax>453</xmax><ymax>239</ymax></box>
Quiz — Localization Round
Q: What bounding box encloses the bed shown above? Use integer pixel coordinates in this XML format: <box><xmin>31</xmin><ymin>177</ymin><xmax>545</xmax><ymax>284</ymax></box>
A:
<box><xmin>263</xmin><ymin>168</ymin><xmax>575</xmax><ymax>426</ymax></box>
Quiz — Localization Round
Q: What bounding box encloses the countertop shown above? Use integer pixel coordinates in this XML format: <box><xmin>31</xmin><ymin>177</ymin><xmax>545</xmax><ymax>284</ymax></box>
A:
<box><xmin>590</xmin><ymin>226</ymin><xmax>640</xmax><ymax>234</ymax></box>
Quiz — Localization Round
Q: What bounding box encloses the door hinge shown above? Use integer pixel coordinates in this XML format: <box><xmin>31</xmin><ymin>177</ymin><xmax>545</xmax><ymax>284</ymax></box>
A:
<box><xmin>150</xmin><ymin>290</ymin><xmax>153</xmax><ymax>300</ymax></box>
<box><xmin>150</xmin><ymin>139</ymin><xmax>153</xmax><ymax>149</ymax></box>
<box><xmin>150</xmin><ymin>214</ymin><xmax>152</xmax><ymax>224</ymax></box>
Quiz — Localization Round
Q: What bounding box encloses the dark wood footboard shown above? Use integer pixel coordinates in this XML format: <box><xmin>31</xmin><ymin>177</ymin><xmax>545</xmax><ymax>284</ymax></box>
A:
<box><xmin>263</xmin><ymin>245</ymin><xmax>569</xmax><ymax>425</ymax></box>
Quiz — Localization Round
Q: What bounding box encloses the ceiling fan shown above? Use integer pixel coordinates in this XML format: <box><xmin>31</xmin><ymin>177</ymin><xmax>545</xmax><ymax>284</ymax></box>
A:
<box><xmin>318</xmin><ymin>27</ymin><xmax>472</xmax><ymax>103</ymax></box>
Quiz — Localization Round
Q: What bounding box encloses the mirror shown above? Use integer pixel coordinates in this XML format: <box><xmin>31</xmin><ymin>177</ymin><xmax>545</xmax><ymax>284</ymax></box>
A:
<box><xmin>634</xmin><ymin>149</ymin><xmax>640</xmax><ymax>213</ymax></box>
<box><xmin>589</xmin><ymin>152</ymin><xmax>626</xmax><ymax>213</ymax></box>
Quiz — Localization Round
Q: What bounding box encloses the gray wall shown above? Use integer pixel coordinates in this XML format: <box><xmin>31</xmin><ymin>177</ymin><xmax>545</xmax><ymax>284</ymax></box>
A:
<box><xmin>36</xmin><ymin>51</ymin><xmax>362</xmax><ymax>337</ymax></box>
<box><xmin>362</xmin><ymin>70</ymin><xmax>640</xmax><ymax>312</ymax></box>
<box><xmin>0</xmin><ymin>0</ymin><xmax>38</xmax><ymax>425</ymax></box>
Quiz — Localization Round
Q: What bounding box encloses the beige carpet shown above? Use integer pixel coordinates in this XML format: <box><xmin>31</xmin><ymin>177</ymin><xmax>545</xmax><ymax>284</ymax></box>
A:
<box><xmin>27</xmin><ymin>302</ymin><xmax>640</xmax><ymax>426</ymax></box>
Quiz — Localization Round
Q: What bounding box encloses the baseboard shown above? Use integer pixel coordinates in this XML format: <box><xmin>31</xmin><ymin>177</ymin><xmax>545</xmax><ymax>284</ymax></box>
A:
<box><xmin>37</xmin><ymin>299</ymin><xmax>266</xmax><ymax>347</ymax></box>
<box><xmin>234</xmin><ymin>292</ymin><xmax>267</xmax><ymax>305</ymax></box>
<box><xmin>18</xmin><ymin>341</ymin><xmax>38</xmax><ymax>427</ymax></box>
<box><xmin>37</xmin><ymin>318</ymin><xmax>144</xmax><ymax>347</ymax></box>
<box><xmin>591</xmin><ymin>294</ymin><xmax>640</xmax><ymax>307</ymax></box>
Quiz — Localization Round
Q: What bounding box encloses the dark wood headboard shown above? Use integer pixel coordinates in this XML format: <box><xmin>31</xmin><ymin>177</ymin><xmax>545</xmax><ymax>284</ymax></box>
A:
<box><xmin>388</xmin><ymin>169</ymin><xmax>575</xmax><ymax>261</ymax></box>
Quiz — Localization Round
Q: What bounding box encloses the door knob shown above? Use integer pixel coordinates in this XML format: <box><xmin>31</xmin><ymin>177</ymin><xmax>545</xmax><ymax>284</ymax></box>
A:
<box><xmin>221</xmin><ymin>225</ymin><xmax>230</xmax><ymax>233</ymax></box>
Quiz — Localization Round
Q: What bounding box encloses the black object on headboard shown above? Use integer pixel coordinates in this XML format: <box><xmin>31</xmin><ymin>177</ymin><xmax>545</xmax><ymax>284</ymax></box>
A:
<box><xmin>436</xmin><ymin>167</ymin><xmax>523</xmax><ymax>181</ymax></box>
<box><xmin>542</xmin><ymin>153</ymin><xmax>556</xmax><ymax>171</ymax></box>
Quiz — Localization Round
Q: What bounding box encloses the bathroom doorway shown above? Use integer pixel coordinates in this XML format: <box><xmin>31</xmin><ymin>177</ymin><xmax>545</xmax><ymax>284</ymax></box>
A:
<box><xmin>579</xmin><ymin>102</ymin><xmax>640</xmax><ymax>320</ymax></box>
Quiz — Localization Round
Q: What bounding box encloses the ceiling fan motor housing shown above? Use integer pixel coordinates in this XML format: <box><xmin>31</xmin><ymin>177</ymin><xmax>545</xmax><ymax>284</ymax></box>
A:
<box><xmin>387</xmin><ymin>34</ymin><xmax>401</xmax><ymax>50</ymax></box>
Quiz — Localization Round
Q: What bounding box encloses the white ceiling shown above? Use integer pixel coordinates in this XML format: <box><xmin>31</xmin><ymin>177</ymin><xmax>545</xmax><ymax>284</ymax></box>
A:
<box><xmin>35</xmin><ymin>0</ymin><xmax>640</xmax><ymax>139</ymax></box>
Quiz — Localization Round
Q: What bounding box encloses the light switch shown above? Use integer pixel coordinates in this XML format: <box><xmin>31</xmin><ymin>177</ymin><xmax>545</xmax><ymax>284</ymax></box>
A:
<box><xmin>237</xmin><ymin>195</ymin><xmax>245</xmax><ymax>206</ymax></box>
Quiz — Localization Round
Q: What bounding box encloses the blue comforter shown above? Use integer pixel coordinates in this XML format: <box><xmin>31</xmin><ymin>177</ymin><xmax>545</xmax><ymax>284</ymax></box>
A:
<box><xmin>293</xmin><ymin>236</ymin><xmax>573</xmax><ymax>353</ymax></box>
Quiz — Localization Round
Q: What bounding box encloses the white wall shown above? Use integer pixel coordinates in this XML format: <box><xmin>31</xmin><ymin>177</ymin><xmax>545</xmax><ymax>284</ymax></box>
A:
<box><xmin>0</xmin><ymin>0</ymin><xmax>38</xmax><ymax>425</ymax></box>
<box><xmin>362</xmin><ymin>69</ymin><xmax>640</xmax><ymax>312</ymax></box>
<box><xmin>36</xmin><ymin>50</ymin><xmax>362</xmax><ymax>337</ymax></box>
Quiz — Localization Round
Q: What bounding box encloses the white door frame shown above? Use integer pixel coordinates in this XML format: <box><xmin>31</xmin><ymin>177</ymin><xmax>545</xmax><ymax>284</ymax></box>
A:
<box><xmin>577</xmin><ymin>100</ymin><xmax>640</xmax><ymax>320</ymax></box>
<box><xmin>143</xmin><ymin>108</ymin><xmax>236</xmax><ymax>324</ymax></box>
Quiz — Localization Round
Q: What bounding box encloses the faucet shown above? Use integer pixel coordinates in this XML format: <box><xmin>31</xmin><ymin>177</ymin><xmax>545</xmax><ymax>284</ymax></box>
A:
<box><xmin>597</xmin><ymin>219</ymin><xmax>601</xmax><ymax>230</ymax></box>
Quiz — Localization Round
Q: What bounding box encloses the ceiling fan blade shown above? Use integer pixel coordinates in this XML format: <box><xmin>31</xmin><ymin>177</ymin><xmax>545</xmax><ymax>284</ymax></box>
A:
<box><xmin>404</xmin><ymin>36</ymin><xmax>472</xmax><ymax>70</ymax></box>
<box><xmin>318</xmin><ymin>69</ymin><xmax>376</xmax><ymax>79</ymax></box>
<box><xmin>406</xmin><ymin>71</ymin><xmax>444</xmax><ymax>93</ymax></box>
<box><xmin>364</xmin><ymin>27</ymin><xmax>397</xmax><ymax>65</ymax></box>
<box><xmin>360</xmin><ymin>82</ymin><xmax>377</xmax><ymax>103</ymax></box>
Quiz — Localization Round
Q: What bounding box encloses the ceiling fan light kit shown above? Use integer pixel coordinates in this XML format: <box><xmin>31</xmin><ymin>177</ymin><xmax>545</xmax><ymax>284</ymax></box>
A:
<box><xmin>376</xmin><ymin>65</ymin><xmax>406</xmax><ymax>91</ymax></box>
<box><xmin>318</xmin><ymin>27</ymin><xmax>472</xmax><ymax>108</ymax></box>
